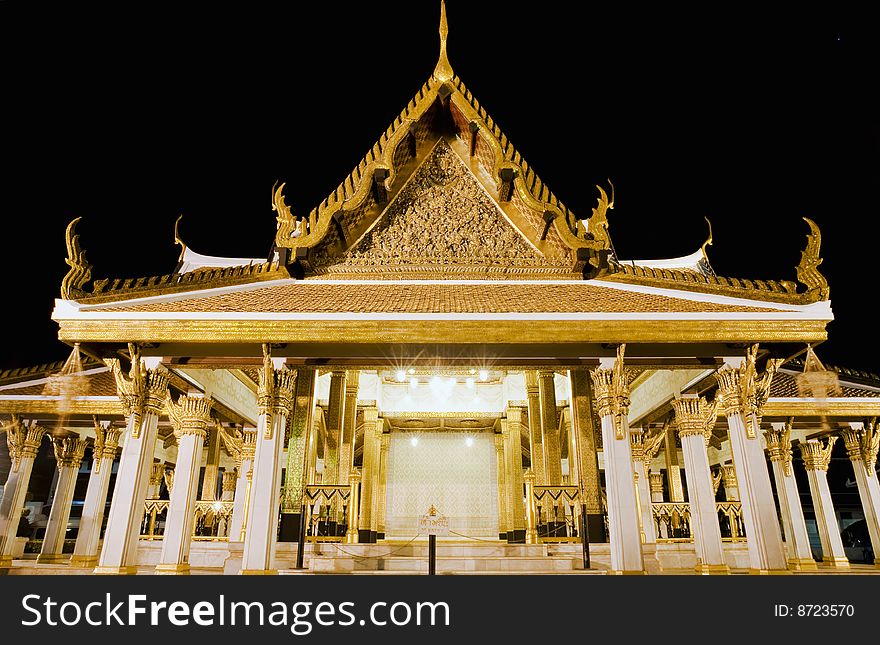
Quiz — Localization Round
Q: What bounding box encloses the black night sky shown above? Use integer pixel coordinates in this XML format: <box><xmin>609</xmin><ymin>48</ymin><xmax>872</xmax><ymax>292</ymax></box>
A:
<box><xmin>1</xmin><ymin>3</ymin><xmax>876</xmax><ymax>371</ymax></box>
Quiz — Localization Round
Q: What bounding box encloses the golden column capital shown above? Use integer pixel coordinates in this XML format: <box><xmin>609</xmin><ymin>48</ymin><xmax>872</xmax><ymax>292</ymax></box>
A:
<box><xmin>714</xmin><ymin>346</ymin><xmax>782</xmax><ymax>438</ymax></box>
<box><xmin>841</xmin><ymin>422</ymin><xmax>879</xmax><ymax>475</ymax></box>
<box><xmin>105</xmin><ymin>345</ymin><xmax>170</xmax><ymax>436</ymax></box>
<box><xmin>590</xmin><ymin>345</ymin><xmax>630</xmax><ymax>439</ymax></box>
<box><xmin>91</xmin><ymin>418</ymin><xmax>122</xmax><ymax>472</ymax></box>
<box><xmin>240</xmin><ymin>428</ymin><xmax>258</xmax><ymax>462</ymax></box>
<box><xmin>222</xmin><ymin>470</ymin><xmax>237</xmax><ymax>492</ymax></box>
<box><xmin>671</xmin><ymin>395</ymin><xmax>718</xmax><ymax>445</ymax></box>
<box><xmin>800</xmin><ymin>437</ymin><xmax>837</xmax><ymax>472</ymax></box>
<box><xmin>764</xmin><ymin>423</ymin><xmax>793</xmax><ymax>476</ymax></box>
<box><xmin>720</xmin><ymin>464</ymin><xmax>737</xmax><ymax>487</ymax></box>
<box><xmin>257</xmin><ymin>346</ymin><xmax>296</xmax><ymax>437</ymax></box>
<box><xmin>631</xmin><ymin>426</ymin><xmax>666</xmax><ymax>467</ymax></box>
<box><xmin>166</xmin><ymin>394</ymin><xmax>214</xmax><ymax>438</ymax></box>
<box><xmin>149</xmin><ymin>462</ymin><xmax>165</xmax><ymax>487</ymax></box>
<box><xmin>649</xmin><ymin>472</ymin><xmax>664</xmax><ymax>495</ymax></box>
<box><xmin>52</xmin><ymin>436</ymin><xmax>88</xmax><ymax>470</ymax></box>
<box><xmin>5</xmin><ymin>418</ymin><xmax>47</xmax><ymax>472</ymax></box>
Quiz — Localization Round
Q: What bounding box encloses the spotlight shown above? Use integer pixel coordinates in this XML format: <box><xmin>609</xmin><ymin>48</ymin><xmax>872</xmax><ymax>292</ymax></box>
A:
<box><xmin>479</xmin><ymin>370</ymin><xmax>489</xmax><ymax>381</ymax></box>
<box><xmin>408</xmin><ymin>368</ymin><xmax>415</xmax><ymax>375</ymax></box>
<box><xmin>447</xmin><ymin>377</ymin><xmax>456</xmax><ymax>387</ymax></box>
<box><xmin>465</xmin><ymin>436</ymin><xmax>474</xmax><ymax>447</ymax></box>
<box><xmin>469</xmin><ymin>368</ymin><xmax>476</xmax><ymax>375</ymax></box>
<box><xmin>465</xmin><ymin>377</ymin><xmax>475</xmax><ymax>388</ymax></box>
<box><xmin>409</xmin><ymin>377</ymin><xmax>418</xmax><ymax>388</ymax></box>
<box><xmin>410</xmin><ymin>436</ymin><xmax>419</xmax><ymax>447</ymax></box>
<box><xmin>429</xmin><ymin>375</ymin><xmax>443</xmax><ymax>389</ymax></box>
<box><xmin>396</xmin><ymin>370</ymin><xmax>406</xmax><ymax>382</ymax></box>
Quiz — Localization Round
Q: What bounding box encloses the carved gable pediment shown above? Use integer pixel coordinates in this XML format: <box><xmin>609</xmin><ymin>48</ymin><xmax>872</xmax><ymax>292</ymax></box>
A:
<box><xmin>310</xmin><ymin>139</ymin><xmax>574</xmax><ymax>278</ymax></box>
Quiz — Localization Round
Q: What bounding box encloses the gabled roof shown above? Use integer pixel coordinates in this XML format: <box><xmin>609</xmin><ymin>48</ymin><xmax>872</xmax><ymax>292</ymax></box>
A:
<box><xmin>56</xmin><ymin>1</ymin><xmax>831</xmax><ymax>310</ymax></box>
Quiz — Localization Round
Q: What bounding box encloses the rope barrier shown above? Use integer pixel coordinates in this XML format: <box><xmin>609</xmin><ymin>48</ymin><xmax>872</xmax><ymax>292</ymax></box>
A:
<box><xmin>328</xmin><ymin>535</ymin><xmax>420</xmax><ymax>560</ymax></box>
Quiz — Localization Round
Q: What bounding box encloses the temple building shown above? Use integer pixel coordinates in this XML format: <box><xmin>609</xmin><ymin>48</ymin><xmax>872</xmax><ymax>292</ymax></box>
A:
<box><xmin>1</xmin><ymin>3</ymin><xmax>878</xmax><ymax>575</ymax></box>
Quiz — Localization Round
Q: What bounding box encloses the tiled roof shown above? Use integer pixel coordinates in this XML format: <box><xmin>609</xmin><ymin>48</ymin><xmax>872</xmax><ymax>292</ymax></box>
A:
<box><xmin>97</xmin><ymin>282</ymin><xmax>779</xmax><ymax>314</ymax></box>
<box><xmin>769</xmin><ymin>371</ymin><xmax>880</xmax><ymax>398</ymax></box>
<box><xmin>0</xmin><ymin>369</ymin><xmax>117</xmax><ymax>397</ymax></box>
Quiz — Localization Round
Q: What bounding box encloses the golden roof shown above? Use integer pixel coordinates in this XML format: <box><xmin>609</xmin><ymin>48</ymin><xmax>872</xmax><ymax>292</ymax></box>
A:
<box><xmin>58</xmin><ymin>2</ymin><xmax>831</xmax><ymax>310</ymax></box>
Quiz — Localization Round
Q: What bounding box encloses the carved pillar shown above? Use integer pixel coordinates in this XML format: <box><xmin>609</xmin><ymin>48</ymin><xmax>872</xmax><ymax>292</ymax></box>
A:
<box><xmin>377</xmin><ymin>433</ymin><xmax>389</xmax><ymax>539</ymax></box>
<box><xmin>241</xmin><ymin>353</ymin><xmax>295</xmax><ymax>575</ymax></box>
<box><xmin>538</xmin><ymin>370</ymin><xmax>562</xmax><ymax>534</ymax></box>
<box><xmin>37</xmin><ymin>437</ymin><xmax>88</xmax><ymax>563</ymax></box>
<box><xmin>524</xmin><ymin>372</ymin><xmax>545</xmax><ymax>486</ymax></box>
<box><xmin>672</xmin><ymin>395</ymin><xmax>728</xmax><ymax>574</ymax></box>
<box><xmin>630</xmin><ymin>428</ymin><xmax>663</xmax><ymax>545</ymax></box>
<box><xmin>345</xmin><ymin>469</ymin><xmax>361</xmax><ymax>544</ymax></box>
<box><xmin>720</xmin><ymin>464</ymin><xmax>739</xmax><ymax>501</ymax></box>
<box><xmin>591</xmin><ymin>348</ymin><xmax>644</xmax><ymax>574</ymax></box>
<box><xmin>201</xmin><ymin>422</ymin><xmax>221</xmax><ymax>501</ymax></box>
<box><xmin>280</xmin><ymin>368</ymin><xmax>316</xmax><ymax>542</ymax></box>
<box><xmin>764</xmin><ymin>423</ymin><xmax>816</xmax><ymax>570</ymax></box>
<box><xmin>494</xmin><ymin>433</ymin><xmax>509</xmax><ymax>540</ymax></box>
<box><xmin>715</xmin><ymin>356</ymin><xmax>788</xmax><ymax>573</ymax></box>
<box><xmin>358</xmin><ymin>407</ymin><xmax>380</xmax><ymax>543</ymax></box>
<box><xmin>228</xmin><ymin>428</ymin><xmax>256</xmax><ymax>542</ymax></box>
<box><xmin>337</xmin><ymin>371</ymin><xmax>360</xmax><ymax>487</ymax></box>
<box><xmin>800</xmin><ymin>437</ymin><xmax>848</xmax><ymax>568</ymax></box>
<box><xmin>156</xmin><ymin>394</ymin><xmax>214</xmax><ymax>574</ymax></box>
<box><xmin>70</xmin><ymin>422</ymin><xmax>121</xmax><ymax>567</ymax></box>
<box><xmin>96</xmin><ymin>353</ymin><xmax>169</xmax><ymax>574</ymax></box>
<box><xmin>0</xmin><ymin>418</ymin><xmax>47</xmax><ymax>567</ymax></box>
<box><xmin>504</xmin><ymin>408</ymin><xmax>526</xmax><ymax>543</ymax></box>
<box><xmin>649</xmin><ymin>473</ymin><xmax>664</xmax><ymax>503</ymax></box>
<box><xmin>324</xmin><ymin>370</ymin><xmax>345</xmax><ymax>533</ymax></box>
<box><xmin>841</xmin><ymin>423</ymin><xmax>880</xmax><ymax>565</ymax></box>
<box><xmin>523</xmin><ymin>469</ymin><xmax>538</xmax><ymax>544</ymax></box>
<box><xmin>663</xmin><ymin>431</ymin><xmax>684</xmax><ymax>502</ymax></box>
<box><xmin>568</xmin><ymin>369</ymin><xmax>604</xmax><ymax>541</ymax></box>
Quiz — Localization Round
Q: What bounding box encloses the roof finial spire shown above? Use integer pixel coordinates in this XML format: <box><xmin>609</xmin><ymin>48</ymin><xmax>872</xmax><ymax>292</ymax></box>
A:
<box><xmin>433</xmin><ymin>0</ymin><xmax>454</xmax><ymax>82</ymax></box>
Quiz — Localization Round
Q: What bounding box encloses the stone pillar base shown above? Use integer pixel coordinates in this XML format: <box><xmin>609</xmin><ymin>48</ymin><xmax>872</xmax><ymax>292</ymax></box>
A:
<box><xmin>787</xmin><ymin>558</ymin><xmax>818</xmax><ymax>571</ymax></box>
<box><xmin>94</xmin><ymin>565</ymin><xmax>139</xmax><ymax>575</ymax></box>
<box><xmin>69</xmin><ymin>555</ymin><xmax>98</xmax><ymax>568</ymax></box>
<box><xmin>240</xmin><ymin>568</ymin><xmax>278</xmax><ymax>575</ymax></box>
<box><xmin>695</xmin><ymin>563</ymin><xmax>730</xmax><ymax>575</ymax></box>
<box><xmin>821</xmin><ymin>556</ymin><xmax>850</xmax><ymax>569</ymax></box>
<box><xmin>748</xmin><ymin>568</ymin><xmax>794</xmax><ymax>575</ymax></box>
<box><xmin>35</xmin><ymin>554</ymin><xmax>67</xmax><ymax>564</ymax></box>
<box><xmin>154</xmin><ymin>563</ymin><xmax>191</xmax><ymax>575</ymax></box>
<box><xmin>607</xmin><ymin>569</ymin><xmax>646</xmax><ymax>575</ymax></box>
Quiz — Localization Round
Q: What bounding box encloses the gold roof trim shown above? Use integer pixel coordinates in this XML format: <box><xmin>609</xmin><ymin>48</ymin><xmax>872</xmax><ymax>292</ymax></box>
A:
<box><xmin>68</xmin><ymin>259</ymin><xmax>289</xmax><ymax>305</ymax></box>
<box><xmin>603</xmin><ymin>218</ymin><xmax>830</xmax><ymax>305</ymax></box>
<box><xmin>432</xmin><ymin>0</ymin><xmax>453</xmax><ymax>82</ymax></box>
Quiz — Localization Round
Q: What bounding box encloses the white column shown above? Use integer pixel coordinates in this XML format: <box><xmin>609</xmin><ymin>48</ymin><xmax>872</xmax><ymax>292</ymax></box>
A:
<box><xmin>156</xmin><ymin>394</ymin><xmax>214</xmax><ymax>575</ymax></box>
<box><xmin>228</xmin><ymin>428</ymin><xmax>256</xmax><ymax>542</ymax></box>
<box><xmin>629</xmin><ymin>430</ymin><xmax>657</xmax><ymax>544</ymax></box>
<box><xmin>672</xmin><ymin>396</ymin><xmax>728</xmax><ymax>574</ymax></box>
<box><xmin>95</xmin><ymin>356</ymin><xmax>170</xmax><ymax>575</ymax></box>
<box><xmin>70</xmin><ymin>422</ymin><xmax>122</xmax><ymax>567</ymax></box>
<box><xmin>591</xmin><ymin>350</ymin><xmax>644</xmax><ymax>574</ymax></box>
<box><xmin>764</xmin><ymin>423</ymin><xmax>816</xmax><ymax>570</ymax></box>
<box><xmin>241</xmin><ymin>355</ymin><xmax>295</xmax><ymax>574</ymax></box>
<box><xmin>0</xmin><ymin>418</ymin><xmax>47</xmax><ymax>567</ymax></box>
<box><xmin>37</xmin><ymin>437</ymin><xmax>88</xmax><ymax>563</ymax></box>
<box><xmin>841</xmin><ymin>424</ymin><xmax>880</xmax><ymax>565</ymax></box>
<box><xmin>716</xmin><ymin>358</ymin><xmax>788</xmax><ymax>573</ymax></box>
<box><xmin>800</xmin><ymin>437</ymin><xmax>848</xmax><ymax>568</ymax></box>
